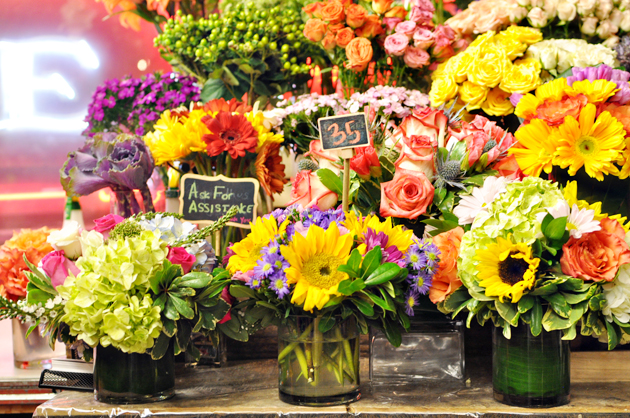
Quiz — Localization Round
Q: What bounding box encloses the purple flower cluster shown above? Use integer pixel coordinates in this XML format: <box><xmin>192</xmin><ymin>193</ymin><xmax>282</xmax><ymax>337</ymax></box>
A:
<box><xmin>403</xmin><ymin>239</ymin><xmax>440</xmax><ymax>316</ymax></box>
<box><xmin>250</xmin><ymin>240</ymin><xmax>291</xmax><ymax>299</ymax></box>
<box><xmin>566</xmin><ymin>65</ymin><xmax>630</xmax><ymax>105</ymax></box>
<box><xmin>84</xmin><ymin>72</ymin><xmax>200</xmax><ymax>137</ymax></box>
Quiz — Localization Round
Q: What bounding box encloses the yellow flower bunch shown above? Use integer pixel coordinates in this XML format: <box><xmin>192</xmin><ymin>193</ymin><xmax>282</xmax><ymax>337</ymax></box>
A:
<box><xmin>429</xmin><ymin>26</ymin><xmax>543</xmax><ymax>115</ymax></box>
<box><xmin>245</xmin><ymin>111</ymin><xmax>284</xmax><ymax>152</ymax></box>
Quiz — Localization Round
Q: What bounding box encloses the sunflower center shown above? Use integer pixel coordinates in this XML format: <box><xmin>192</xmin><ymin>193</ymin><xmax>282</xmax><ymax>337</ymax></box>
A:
<box><xmin>302</xmin><ymin>253</ymin><xmax>344</xmax><ymax>289</ymax></box>
<box><xmin>576</xmin><ymin>136</ymin><xmax>598</xmax><ymax>156</ymax></box>
<box><xmin>498</xmin><ymin>251</ymin><xmax>530</xmax><ymax>285</ymax></box>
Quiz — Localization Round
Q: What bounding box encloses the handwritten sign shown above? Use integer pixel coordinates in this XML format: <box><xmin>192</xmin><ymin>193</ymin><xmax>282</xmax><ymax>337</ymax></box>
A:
<box><xmin>179</xmin><ymin>174</ymin><xmax>259</xmax><ymax>228</ymax></box>
<box><xmin>318</xmin><ymin>113</ymin><xmax>369</xmax><ymax>151</ymax></box>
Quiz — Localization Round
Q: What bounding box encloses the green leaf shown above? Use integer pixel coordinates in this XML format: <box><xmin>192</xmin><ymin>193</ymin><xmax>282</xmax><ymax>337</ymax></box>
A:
<box><xmin>255</xmin><ymin>300</ymin><xmax>281</xmax><ymax>313</ymax></box>
<box><xmin>219</xmin><ymin>315</ymin><xmax>249</xmax><ymax>341</ymax></box>
<box><xmin>153</xmin><ymin>293</ymin><xmax>168</xmax><ymax>312</ymax></box>
<box><xmin>162</xmin><ymin>317</ymin><xmax>176</xmax><ymax>337</ymax></box>
<box><xmin>382</xmin><ymin>316</ymin><xmax>402</xmax><ymax>347</ymax></box>
<box><xmin>530</xmin><ymin>282</ymin><xmax>558</xmax><ymax>296</ymax></box>
<box><xmin>588</xmin><ymin>293</ymin><xmax>606</xmax><ymax>311</ymax></box>
<box><xmin>605</xmin><ymin>320</ymin><xmax>619</xmax><ymax>350</ymax></box>
<box><xmin>150</xmin><ymin>332</ymin><xmax>172</xmax><ymax>360</ymax></box>
<box><xmin>540</xmin><ymin>213</ymin><xmax>553</xmax><ymax>235</ymax></box>
<box><xmin>442</xmin><ymin>286</ymin><xmax>473</xmax><ymax>312</ymax></box>
<box><xmin>341</xmin><ymin>249</ymin><xmax>362</xmax><ymax>276</ymax></box>
<box><xmin>201</xmin><ymin>78</ymin><xmax>230</xmax><ymax>102</ymax></box>
<box><xmin>337</xmin><ymin>279</ymin><xmax>365</xmax><ymax>296</ymax></box>
<box><xmin>543</xmin><ymin>216</ymin><xmax>567</xmax><ymax>241</ymax></box>
<box><xmin>318</xmin><ymin>313</ymin><xmax>337</xmax><ymax>333</ymax></box>
<box><xmin>495</xmin><ymin>300</ymin><xmax>520</xmax><ymax>326</ymax></box>
<box><xmin>383</xmin><ymin>281</ymin><xmax>396</xmax><ymax>299</ymax></box>
<box><xmin>542</xmin><ymin>293</ymin><xmax>570</xmax><ymax>319</ymax></box>
<box><xmin>367</xmin><ymin>292</ymin><xmax>394</xmax><ymax>312</ymax></box>
<box><xmin>517</xmin><ymin>295</ymin><xmax>534</xmax><ymax>313</ymax></box>
<box><xmin>169</xmin><ymin>295</ymin><xmax>195</xmax><ymax>319</ymax></box>
<box><xmin>229</xmin><ymin>285</ymin><xmax>257</xmax><ymax>299</ymax></box>
<box><xmin>26</xmin><ymin>288</ymin><xmax>50</xmax><ymax>304</ymax></box>
<box><xmin>350</xmin><ymin>298</ymin><xmax>375</xmax><ymax>316</ymax></box>
<box><xmin>179</xmin><ymin>272</ymin><xmax>213</xmax><ymax>289</ymax></box>
<box><xmin>364</xmin><ymin>263</ymin><xmax>401</xmax><ymax>286</ymax></box>
<box><xmin>175</xmin><ymin>320</ymin><xmax>192</xmax><ymax>354</ymax></box>
<box><xmin>531</xmin><ymin>299</ymin><xmax>543</xmax><ymax>336</ymax></box>
<box><xmin>360</xmin><ymin>247</ymin><xmax>382</xmax><ymax>279</ymax></box>
<box><xmin>316</xmin><ymin>168</ymin><xmax>343</xmax><ymax>195</ymax></box>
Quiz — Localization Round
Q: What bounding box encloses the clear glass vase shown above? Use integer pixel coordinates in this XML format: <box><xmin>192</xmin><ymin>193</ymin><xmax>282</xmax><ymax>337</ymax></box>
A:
<box><xmin>278</xmin><ymin>315</ymin><xmax>360</xmax><ymax>406</ymax></box>
<box><xmin>492</xmin><ymin>326</ymin><xmax>570</xmax><ymax>408</ymax></box>
<box><xmin>94</xmin><ymin>344</ymin><xmax>175</xmax><ymax>404</ymax></box>
<box><xmin>12</xmin><ymin>318</ymin><xmax>66</xmax><ymax>369</ymax></box>
<box><xmin>184</xmin><ymin>330</ymin><xmax>226</xmax><ymax>367</ymax></box>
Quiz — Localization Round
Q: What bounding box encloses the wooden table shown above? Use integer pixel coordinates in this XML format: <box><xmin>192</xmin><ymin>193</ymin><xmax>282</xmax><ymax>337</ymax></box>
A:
<box><xmin>33</xmin><ymin>351</ymin><xmax>630</xmax><ymax>418</ymax></box>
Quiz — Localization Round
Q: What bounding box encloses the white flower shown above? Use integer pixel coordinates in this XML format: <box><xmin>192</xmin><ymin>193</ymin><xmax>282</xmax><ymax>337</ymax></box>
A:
<box><xmin>47</xmin><ymin>220</ymin><xmax>82</xmax><ymax>259</ymax></box>
<box><xmin>603</xmin><ymin>35</ymin><xmax>620</xmax><ymax>47</ymax></box>
<box><xmin>603</xmin><ymin>264</ymin><xmax>630</xmax><ymax>323</ymax></box>
<box><xmin>547</xmin><ymin>202</ymin><xmax>601</xmax><ymax>238</ymax></box>
<box><xmin>53</xmin><ymin>295</ymin><xmax>63</xmax><ymax>305</ymax></box>
<box><xmin>80</xmin><ymin>229</ymin><xmax>104</xmax><ymax>253</ymax></box>
<box><xmin>45</xmin><ymin>299</ymin><xmax>55</xmax><ymax>309</ymax></box>
<box><xmin>620</xmin><ymin>9</ymin><xmax>630</xmax><ymax>29</ymax></box>
<box><xmin>597</xmin><ymin>0</ymin><xmax>615</xmax><ymax>19</ymax></box>
<box><xmin>581</xmin><ymin>16</ymin><xmax>599</xmax><ymax>35</ymax></box>
<box><xmin>557</xmin><ymin>0</ymin><xmax>578</xmax><ymax>21</ymax></box>
<box><xmin>611</xmin><ymin>8</ymin><xmax>624</xmax><ymax>24</ymax></box>
<box><xmin>596</xmin><ymin>19</ymin><xmax>619</xmax><ymax>38</ymax></box>
<box><xmin>138</xmin><ymin>214</ymin><xmax>196</xmax><ymax>244</ymax></box>
<box><xmin>453</xmin><ymin>176</ymin><xmax>509</xmax><ymax>226</ymax></box>
<box><xmin>577</xmin><ymin>0</ymin><xmax>597</xmax><ymax>15</ymax></box>
<box><xmin>527</xmin><ymin>7</ymin><xmax>549</xmax><ymax>27</ymax></box>
<box><xmin>544</xmin><ymin>0</ymin><xmax>560</xmax><ymax>17</ymax></box>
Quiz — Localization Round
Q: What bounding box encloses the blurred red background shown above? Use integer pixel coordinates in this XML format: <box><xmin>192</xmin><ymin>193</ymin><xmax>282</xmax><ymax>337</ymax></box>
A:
<box><xmin>0</xmin><ymin>0</ymin><xmax>170</xmax><ymax>242</ymax></box>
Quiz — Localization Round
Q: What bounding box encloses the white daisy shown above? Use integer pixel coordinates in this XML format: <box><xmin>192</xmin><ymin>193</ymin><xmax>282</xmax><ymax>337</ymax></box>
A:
<box><xmin>453</xmin><ymin>176</ymin><xmax>509</xmax><ymax>225</ymax></box>
<box><xmin>547</xmin><ymin>201</ymin><xmax>600</xmax><ymax>239</ymax></box>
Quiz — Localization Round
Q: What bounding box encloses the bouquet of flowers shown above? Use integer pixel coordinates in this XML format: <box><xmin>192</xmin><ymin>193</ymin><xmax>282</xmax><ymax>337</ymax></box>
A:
<box><xmin>428</xmin><ymin>26</ymin><xmax>543</xmax><ymax>114</ymax></box>
<box><xmin>439</xmin><ymin>176</ymin><xmax>630</xmax><ymax>348</ymax></box>
<box><xmin>60</xmin><ymin>132</ymin><xmax>157</xmax><ymax>217</ymax></box>
<box><xmin>83</xmin><ymin>72</ymin><xmax>200</xmax><ymax>137</ymax></box>
<box><xmin>1</xmin><ymin>210</ymin><xmax>236</xmax><ymax>360</ymax></box>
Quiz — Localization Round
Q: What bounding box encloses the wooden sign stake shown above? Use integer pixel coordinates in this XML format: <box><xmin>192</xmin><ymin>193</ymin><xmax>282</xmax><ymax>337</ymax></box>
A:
<box><xmin>214</xmin><ymin>230</ymin><xmax>221</xmax><ymax>260</ymax></box>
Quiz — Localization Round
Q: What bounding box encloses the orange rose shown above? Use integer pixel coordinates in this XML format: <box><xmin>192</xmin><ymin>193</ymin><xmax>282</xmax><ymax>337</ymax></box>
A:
<box><xmin>320</xmin><ymin>0</ymin><xmax>345</xmax><ymax>23</ymax></box>
<box><xmin>303</xmin><ymin>1</ymin><xmax>325</xmax><ymax>18</ymax></box>
<box><xmin>327</xmin><ymin>22</ymin><xmax>345</xmax><ymax>33</ymax></box>
<box><xmin>536</xmin><ymin>94</ymin><xmax>588</xmax><ymax>126</ymax></box>
<box><xmin>384</xmin><ymin>5</ymin><xmax>407</xmax><ymax>18</ymax></box>
<box><xmin>303</xmin><ymin>18</ymin><xmax>328</xmax><ymax>42</ymax></box>
<box><xmin>345</xmin><ymin>37</ymin><xmax>373</xmax><ymax>72</ymax></box>
<box><xmin>429</xmin><ymin>227</ymin><xmax>464</xmax><ymax>304</ymax></box>
<box><xmin>372</xmin><ymin>0</ymin><xmax>394</xmax><ymax>15</ymax></box>
<box><xmin>335</xmin><ymin>27</ymin><xmax>355</xmax><ymax>48</ymax></box>
<box><xmin>601</xmin><ymin>103</ymin><xmax>630</xmax><ymax>136</ymax></box>
<box><xmin>346</xmin><ymin>4</ymin><xmax>367</xmax><ymax>28</ymax></box>
<box><xmin>321</xmin><ymin>31</ymin><xmax>337</xmax><ymax>50</ymax></box>
<box><xmin>288</xmin><ymin>169</ymin><xmax>338</xmax><ymax>210</ymax></box>
<box><xmin>560</xmin><ymin>218</ymin><xmax>630</xmax><ymax>282</ymax></box>
<box><xmin>380</xmin><ymin>168</ymin><xmax>434</xmax><ymax>219</ymax></box>
<box><xmin>355</xmin><ymin>15</ymin><xmax>385</xmax><ymax>38</ymax></box>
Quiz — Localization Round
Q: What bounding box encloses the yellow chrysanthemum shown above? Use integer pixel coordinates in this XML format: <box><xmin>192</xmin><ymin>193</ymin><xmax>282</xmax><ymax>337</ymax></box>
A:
<box><xmin>227</xmin><ymin>216</ymin><xmax>287</xmax><ymax>274</ymax></box>
<box><xmin>571</xmin><ymin>79</ymin><xmax>619</xmax><ymax>104</ymax></box>
<box><xmin>475</xmin><ymin>237</ymin><xmax>539</xmax><ymax>303</ymax></box>
<box><xmin>552</xmin><ymin>103</ymin><xmax>625</xmax><ymax>181</ymax></box>
<box><xmin>144</xmin><ymin>110</ymin><xmax>208</xmax><ymax>165</ymax></box>
<box><xmin>510</xmin><ymin>119</ymin><xmax>560</xmax><ymax>177</ymax></box>
<box><xmin>620</xmin><ymin>138</ymin><xmax>630</xmax><ymax>179</ymax></box>
<box><xmin>245</xmin><ymin>111</ymin><xmax>284</xmax><ymax>152</ymax></box>
<box><xmin>281</xmin><ymin>223</ymin><xmax>353</xmax><ymax>312</ymax></box>
<box><xmin>344</xmin><ymin>213</ymin><xmax>414</xmax><ymax>255</ymax></box>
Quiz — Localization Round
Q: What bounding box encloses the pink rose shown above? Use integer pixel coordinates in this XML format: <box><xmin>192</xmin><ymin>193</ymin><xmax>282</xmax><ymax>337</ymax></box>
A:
<box><xmin>41</xmin><ymin>250</ymin><xmax>79</xmax><ymax>289</ymax></box>
<box><xmin>94</xmin><ymin>213</ymin><xmax>125</xmax><ymax>238</ymax></box>
<box><xmin>383</xmin><ymin>17</ymin><xmax>403</xmax><ymax>33</ymax></box>
<box><xmin>380</xmin><ymin>168</ymin><xmax>434</xmax><ymax>219</ymax></box>
<box><xmin>288</xmin><ymin>170</ymin><xmax>339</xmax><ymax>210</ymax></box>
<box><xmin>449</xmin><ymin>115</ymin><xmax>515</xmax><ymax>167</ymax></box>
<box><xmin>218</xmin><ymin>287</ymin><xmax>235</xmax><ymax>324</ymax></box>
<box><xmin>413</xmin><ymin>28</ymin><xmax>435</xmax><ymax>49</ymax></box>
<box><xmin>384</xmin><ymin>33</ymin><xmax>409</xmax><ymax>56</ymax></box>
<box><xmin>404</xmin><ymin>46</ymin><xmax>431</xmax><ymax>68</ymax></box>
<box><xmin>306</xmin><ymin>140</ymin><xmax>343</xmax><ymax>173</ymax></box>
<box><xmin>413</xmin><ymin>0</ymin><xmax>436</xmax><ymax>13</ymax></box>
<box><xmin>409</xmin><ymin>6</ymin><xmax>434</xmax><ymax>23</ymax></box>
<box><xmin>167</xmin><ymin>246</ymin><xmax>196</xmax><ymax>274</ymax></box>
<box><xmin>392</xmin><ymin>107</ymin><xmax>449</xmax><ymax>147</ymax></box>
<box><xmin>395</xmin><ymin>21</ymin><xmax>417</xmax><ymax>38</ymax></box>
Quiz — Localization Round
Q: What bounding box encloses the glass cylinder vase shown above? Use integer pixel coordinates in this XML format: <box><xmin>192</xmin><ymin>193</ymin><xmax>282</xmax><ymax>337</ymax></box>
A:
<box><xmin>278</xmin><ymin>315</ymin><xmax>360</xmax><ymax>406</ymax></box>
<box><xmin>492</xmin><ymin>326</ymin><xmax>570</xmax><ymax>408</ymax></box>
<box><xmin>94</xmin><ymin>344</ymin><xmax>175</xmax><ymax>404</ymax></box>
<box><xmin>12</xmin><ymin>318</ymin><xmax>66</xmax><ymax>369</ymax></box>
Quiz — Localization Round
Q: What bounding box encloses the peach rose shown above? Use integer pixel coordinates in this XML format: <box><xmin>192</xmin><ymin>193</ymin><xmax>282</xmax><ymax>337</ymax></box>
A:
<box><xmin>536</xmin><ymin>94</ymin><xmax>588</xmax><ymax>126</ymax></box>
<box><xmin>303</xmin><ymin>1</ymin><xmax>325</xmax><ymax>18</ymax></box>
<box><xmin>345</xmin><ymin>37</ymin><xmax>373</xmax><ymax>72</ymax></box>
<box><xmin>289</xmin><ymin>169</ymin><xmax>339</xmax><ymax>210</ymax></box>
<box><xmin>306</xmin><ymin>140</ymin><xmax>343</xmax><ymax>173</ymax></box>
<box><xmin>393</xmin><ymin>133</ymin><xmax>436</xmax><ymax>178</ymax></box>
<box><xmin>380</xmin><ymin>168</ymin><xmax>434</xmax><ymax>219</ymax></box>
<box><xmin>346</xmin><ymin>4</ymin><xmax>367</xmax><ymax>28</ymax></box>
<box><xmin>335</xmin><ymin>27</ymin><xmax>355</xmax><ymax>48</ymax></box>
<box><xmin>385</xmin><ymin>6</ymin><xmax>408</xmax><ymax>19</ymax></box>
<box><xmin>372</xmin><ymin>0</ymin><xmax>394</xmax><ymax>14</ymax></box>
<box><xmin>321</xmin><ymin>31</ymin><xmax>337</xmax><ymax>50</ymax></box>
<box><xmin>303</xmin><ymin>18</ymin><xmax>328</xmax><ymax>42</ymax></box>
<box><xmin>413</xmin><ymin>28</ymin><xmax>435</xmax><ymax>49</ymax></box>
<box><xmin>429</xmin><ymin>227</ymin><xmax>464</xmax><ymax>304</ymax></box>
<box><xmin>327</xmin><ymin>22</ymin><xmax>345</xmax><ymax>33</ymax></box>
<box><xmin>404</xmin><ymin>46</ymin><xmax>431</xmax><ymax>68</ymax></box>
<box><xmin>560</xmin><ymin>218</ymin><xmax>630</xmax><ymax>282</ymax></box>
<box><xmin>395</xmin><ymin>20</ymin><xmax>417</xmax><ymax>38</ymax></box>
<box><xmin>350</xmin><ymin>145</ymin><xmax>381</xmax><ymax>179</ymax></box>
<box><xmin>321</xmin><ymin>0</ymin><xmax>345</xmax><ymax>23</ymax></box>
<box><xmin>355</xmin><ymin>15</ymin><xmax>385</xmax><ymax>38</ymax></box>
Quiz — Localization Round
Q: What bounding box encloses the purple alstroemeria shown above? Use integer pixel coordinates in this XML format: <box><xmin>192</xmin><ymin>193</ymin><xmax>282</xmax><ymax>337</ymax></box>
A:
<box><xmin>60</xmin><ymin>132</ymin><xmax>155</xmax><ymax>217</ymax></box>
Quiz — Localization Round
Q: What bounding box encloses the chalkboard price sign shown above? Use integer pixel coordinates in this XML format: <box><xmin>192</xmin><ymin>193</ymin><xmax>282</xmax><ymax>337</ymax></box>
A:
<box><xmin>318</xmin><ymin>113</ymin><xmax>369</xmax><ymax>151</ymax></box>
<box><xmin>179</xmin><ymin>174</ymin><xmax>259</xmax><ymax>228</ymax></box>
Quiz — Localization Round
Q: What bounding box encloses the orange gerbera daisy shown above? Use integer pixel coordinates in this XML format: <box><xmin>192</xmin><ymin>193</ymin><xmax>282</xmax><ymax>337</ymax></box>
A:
<box><xmin>201</xmin><ymin>111</ymin><xmax>258</xmax><ymax>158</ymax></box>
<box><xmin>203</xmin><ymin>98</ymin><xmax>252</xmax><ymax>114</ymax></box>
<box><xmin>255</xmin><ymin>142</ymin><xmax>288</xmax><ymax>197</ymax></box>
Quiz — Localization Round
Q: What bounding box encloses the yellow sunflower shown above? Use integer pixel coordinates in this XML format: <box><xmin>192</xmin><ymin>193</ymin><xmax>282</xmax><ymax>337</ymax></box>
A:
<box><xmin>552</xmin><ymin>103</ymin><xmax>625</xmax><ymax>181</ymax></box>
<box><xmin>343</xmin><ymin>213</ymin><xmax>414</xmax><ymax>254</ymax></box>
<box><xmin>475</xmin><ymin>237</ymin><xmax>539</xmax><ymax>303</ymax></box>
<box><xmin>509</xmin><ymin>119</ymin><xmax>560</xmax><ymax>177</ymax></box>
<box><xmin>227</xmin><ymin>216</ymin><xmax>287</xmax><ymax>274</ymax></box>
<box><xmin>281</xmin><ymin>223</ymin><xmax>353</xmax><ymax>312</ymax></box>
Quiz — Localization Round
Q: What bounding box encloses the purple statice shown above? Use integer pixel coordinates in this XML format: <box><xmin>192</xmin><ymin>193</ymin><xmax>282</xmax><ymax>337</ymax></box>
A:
<box><xmin>404</xmin><ymin>289</ymin><xmax>420</xmax><ymax>316</ymax></box>
<box><xmin>83</xmin><ymin>72</ymin><xmax>200</xmax><ymax>137</ymax></box>
<box><xmin>566</xmin><ymin>65</ymin><xmax>630</xmax><ymax>105</ymax></box>
<box><xmin>363</xmin><ymin>228</ymin><xmax>406</xmax><ymax>267</ymax></box>
<box><xmin>270</xmin><ymin>274</ymin><xmax>290</xmax><ymax>299</ymax></box>
<box><xmin>405</xmin><ymin>243</ymin><xmax>428</xmax><ymax>270</ymax></box>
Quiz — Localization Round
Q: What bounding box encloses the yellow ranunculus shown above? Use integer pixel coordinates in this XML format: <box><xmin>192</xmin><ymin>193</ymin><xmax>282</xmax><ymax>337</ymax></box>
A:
<box><xmin>429</xmin><ymin>76</ymin><xmax>459</xmax><ymax>107</ymax></box>
<box><xmin>499</xmin><ymin>62</ymin><xmax>542</xmax><ymax>94</ymax></box>
<box><xmin>481</xmin><ymin>87</ymin><xmax>514</xmax><ymax>116</ymax></box>
<box><xmin>459</xmin><ymin>81</ymin><xmax>489</xmax><ymax>110</ymax></box>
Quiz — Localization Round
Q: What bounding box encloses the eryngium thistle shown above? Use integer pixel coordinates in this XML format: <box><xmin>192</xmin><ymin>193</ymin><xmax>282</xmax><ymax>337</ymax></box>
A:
<box><xmin>615</xmin><ymin>36</ymin><xmax>630</xmax><ymax>70</ymax></box>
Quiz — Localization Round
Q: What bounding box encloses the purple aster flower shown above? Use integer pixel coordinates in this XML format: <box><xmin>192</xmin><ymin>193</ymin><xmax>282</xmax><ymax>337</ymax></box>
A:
<box><xmin>254</xmin><ymin>257</ymin><xmax>275</xmax><ymax>278</ymax></box>
<box><xmin>247</xmin><ymin>275</ymin><xmax>263</xmax><ymax>290</ymax></box>
<box><xmin>270</xmin><ymin>274</ymin><xmax>290</xmax><ymax>299</ymax></box>
<box><xmin>404</xmin><ymin>290</ymin><xmax>420</xmax><ymax>316</ymax></box>
<box><xmin>421</xmin><ymin>241</ymin><xmax>441</xmax><ymax>272</ymax></box>
<box><xmin>409</xmin><ymin>270</ymin><xmax>432</xmax><ymax>294</ymax></box>
<box><xmin>406</xmin><ymin>244</ymin><xmax>427</xmax><ymax>270</ymax></box>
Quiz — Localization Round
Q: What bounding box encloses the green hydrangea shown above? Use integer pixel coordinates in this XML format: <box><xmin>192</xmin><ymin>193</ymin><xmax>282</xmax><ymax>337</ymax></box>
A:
<box><xmin>58</xmin><ymin>229</ymin><xmax>168</xmax><ymax>353</ymax></box>
<box><xmin>458</xmin><ymin>177</ymin><xmax>565</xmax><ymax>293</ymax></box>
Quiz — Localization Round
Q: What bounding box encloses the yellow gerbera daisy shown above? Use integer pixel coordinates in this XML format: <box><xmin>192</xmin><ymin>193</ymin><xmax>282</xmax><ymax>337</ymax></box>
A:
<box><xmin>281</xmin><ymin>223</ymin><xmax>353</xmax><ymax>312</ymax></box>
<box><xmin>245</xmin><ymin>111</ymin><xmax>284</xmax><ymax>152</ymax></box>
<box><xmin>552</xmin><ymin>103</ymin><xmax>625</xmax><ymax>181</ymax></box>
<box><xmin>619</xmin><ymin>137</ymin><xmax>630</xmax><ymax>180</ymax></box>
<box><xmin>510</xmin><ymin>119</ymin><xmax>560</xmax><ymax>177</ymax></box>
<box><xmin>227</xmin><ymin>216</ymin><xmax>287</xmax><ymax>274</ymax></box>
<box><xmin>571</xmin><ymin>79</ymin><xmax>619</xmax><ymax>104</ymax></box>
<box><xmin>344</xmin><ymin>213</ymin><xmax>414</xmax><ymax>255</ymax></box>
<box><xmin>475</xmin><ymin>237</ymin><xmax>539</xmax><ymax>303</ymax></box>
<box><xmin>515</xmin><ymin>78</ymin><xmax>575</xmax><ymax>120</ymax></box>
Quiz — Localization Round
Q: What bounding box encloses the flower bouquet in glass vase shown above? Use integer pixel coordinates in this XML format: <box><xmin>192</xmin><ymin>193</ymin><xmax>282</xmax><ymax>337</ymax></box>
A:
<box><xmin>1</xmin><ymin>210</ymin><xmax>238</xmax><ymax>403</ymax></box>
<box><xmin>222</xmin><ymin>206</ymin><xmax>441</xmax><ymax>406</ymax></box>
<box><xmin>438</xmin><ymin>176</ymin><xmax>630</xmax><ymax>407</ymax></box>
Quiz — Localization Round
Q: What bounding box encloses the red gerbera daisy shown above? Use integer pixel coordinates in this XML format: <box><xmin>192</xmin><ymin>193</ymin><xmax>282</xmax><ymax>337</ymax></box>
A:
<box><xmin>202</xmin><ymin>111</ymin><xmax>258</xmax><ymax>158</ymax></box>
